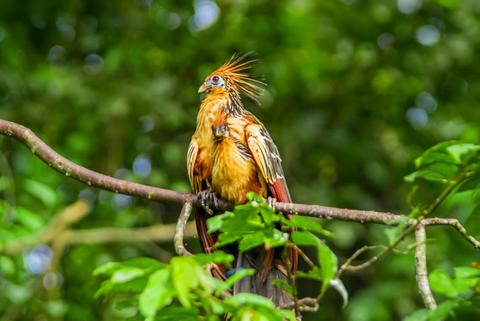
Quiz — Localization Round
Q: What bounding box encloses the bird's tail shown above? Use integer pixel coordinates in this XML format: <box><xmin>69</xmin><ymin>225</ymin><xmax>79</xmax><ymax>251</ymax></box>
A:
<box><xmin>233</xmin><ymin>250</ymin><xmax>293</xmax><ymax>307</ymax></box>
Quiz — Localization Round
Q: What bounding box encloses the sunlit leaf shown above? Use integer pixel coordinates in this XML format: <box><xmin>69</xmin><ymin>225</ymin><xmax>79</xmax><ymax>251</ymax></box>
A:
<box><xmin>23</xmin><ymin>179</ymin><xmax>58</xmax><ymax>207</ymax></box>
<box><xmin>283</xmin><ymin>215</ymin><xmax>333</xmax><ymax>237</ymax></box>
<box><xmin>330</xmin><ymin>278</ymin><xmax>348</xmax><ymax>307</ymax></box>
<box><xmin>111</xmin><ymin>266</ymin><xmax>145</xmax><ymax>284</ymax></box>
<box><xmin>194</xmin><ymin>251</ymin><xmax>234</xmax><ymax>266</ymax></box>
<box><xmin>226</xmin><ymin>293</ymin><xmax>276</xmax><ymax>310</ymax></box>
<box><xmin>215</xmin><ymin>269</ymin><xmax>256</xmax><ymax>295</ymax></box>
<box><xmin>171</xmin><ymin>257</ymin><xmax>198</xmax><ymax>307</ymax></box>
<box><xmin>271</xmin><ymin>279</ymin><xmax>295</xmax><ymax>296</ymax></box>
<box><xmin>139</xmin><ymin>269</ymin><xmax>173</xmax><ymax>318</ymax></box>
<box><xmin>239</xmin><ymin>231</ymin><xmax>267</xmax><ymax>252</ymax></box>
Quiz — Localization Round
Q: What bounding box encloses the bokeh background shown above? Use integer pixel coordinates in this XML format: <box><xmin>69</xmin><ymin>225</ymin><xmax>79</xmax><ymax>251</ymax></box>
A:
<box><xmin>1</xmin><ymin>0</ymin><xmax>479</xmax><ymax>320</ymax></box>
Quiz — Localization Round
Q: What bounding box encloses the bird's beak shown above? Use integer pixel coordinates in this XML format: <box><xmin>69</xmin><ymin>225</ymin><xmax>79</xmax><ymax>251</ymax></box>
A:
<box><xmin>198</xmin><ymin>82</ymin><xmax>209</xmax><ymax>94</ymax></box>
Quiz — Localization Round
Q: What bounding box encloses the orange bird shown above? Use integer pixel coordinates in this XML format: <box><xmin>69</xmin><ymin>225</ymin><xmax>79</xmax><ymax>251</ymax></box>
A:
<box><xmin>187</xmin><ymin>55</ymin><xmax>297</xmax><ymax>306</ymax></box>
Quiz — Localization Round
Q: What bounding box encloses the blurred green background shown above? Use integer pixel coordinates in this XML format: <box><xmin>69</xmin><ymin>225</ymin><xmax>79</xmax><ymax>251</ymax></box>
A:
<box><xmin>0</xmin><ymin>0</ymin><xmax>479</xmax><ymax>320</ymax></box>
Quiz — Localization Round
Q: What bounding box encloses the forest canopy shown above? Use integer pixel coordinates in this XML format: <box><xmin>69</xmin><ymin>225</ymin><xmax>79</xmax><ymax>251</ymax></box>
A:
<box><xmin>0</xmin><ymin>1</ymin><xmax>479</xmax><ymax>320</ymax></box>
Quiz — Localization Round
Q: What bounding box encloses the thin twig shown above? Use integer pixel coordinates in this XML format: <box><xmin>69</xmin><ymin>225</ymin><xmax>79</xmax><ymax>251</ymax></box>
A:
<box><xmin>3</xmin><ymin>118</ymin><xmax>480</xmax><ymax>314</ymax></box>
<box><xmin>280</xmin><ymin>297</ymin><xmax>319</xmax><ymax>312</ymax></box>
<box><xmin>174</xmin><ymin>202</ymin><xmax>193</xmax><ymax>256</ymax></box>
<box><xmin>0</xmin><ymin>119</ymin><xmax>416</xmax><ymax>223</ymax></box>
<box><xmin>343</xmin><ymin>224</ymin><xmax>416</xmax><ymax>272</ymax></box>
<box><xmin>423</xmin><ymin>217</ymin><xmax>480</xmax><ymax>249</ymax></box>
<box><xmin>414</xmin><ymin>224</ymin><xmax>437</xmax><ymax>309</ymax></box>
<box><xmin>337</xmin><ymin>245</ymin><xmax>386</xmax><ymax>277</ymax></box>
<box><xmin>3</xmin><ymin>202</ymin><xmax>196</xmax><ymax>254</ymax></box>
<box><xmin>295</xmin><ymin>246</ymin><xmax>315</xmax><ymax>268</ymax></box>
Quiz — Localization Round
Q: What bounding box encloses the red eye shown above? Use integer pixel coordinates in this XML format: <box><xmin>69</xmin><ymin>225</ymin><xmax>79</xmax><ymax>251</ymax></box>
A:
<box><xmin>212</xmin><ymin>75</ymin><xmax>220</xmax><ymax>83</ymax></box>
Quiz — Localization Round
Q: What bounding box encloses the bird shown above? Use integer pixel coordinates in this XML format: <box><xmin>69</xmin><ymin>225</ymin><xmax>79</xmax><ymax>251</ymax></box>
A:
<box><xmin>187</xmin><ymin>54</ymin><xmax>297</xmax><ymax>306</ymax></box>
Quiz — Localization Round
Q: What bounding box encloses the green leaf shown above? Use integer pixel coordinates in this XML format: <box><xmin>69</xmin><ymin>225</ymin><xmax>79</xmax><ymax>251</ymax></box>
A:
<box><xmin>292</xmin><ymin>231</ymin><xmax>337</xmax><ymax>293</ymax></box>
<box><xmin>239</xmin><ymin>232</ymin><xmax>266</xmax><ymax>252</ymax></box>
<box><xmin>246</xmin><ymin>192</ymin><xmax>267</xmax><ymax>205</ymax></box>
<box><xmin>430</xmin><ymin>268</ymin><xmax>479</xmax><ymax>298</ymax></box>
<box><xmin>402</xmin><ymin>299</ymin><xmax>460</xmax><ymax>321</ymax></box>
<box><xmin>278</xmin><ymin>309</ymin><xmax>296</xmax><ymax>321</ymax></box>
<box><xmin>23</xmin><ymin>179</ymin><xmax>58</xmax><ymax>207</ymax></box>
<box><xmin>0</xmin><ymin>256</ymin><xmax>16</xmax><ymax>275</ymax></box>
<box><xmin>436</xmin><ymin>0</ymin><xmax>460</xmax><ymax>8</ymax></box>
<box><xmin>291</xmin><ymin>230</ymin><xmax>319</xmax><ymax>246</ymax></box>
<box><xmin>427</xmin><ymin>300</ymin><xmax>459</xmax><ymax>321</ymax></box>
<box><xmin>405</xmin><ymin>163</ymin><xmax>459</xmax><ymax>184</ymax></box>
<box><xmin>454</xmin><ymin>266</ymin><xmax>480</xmax><ymax>279</ymax></box>
<box><xmin>154</xmin><ymin>306</ymin><xmax>198</xmax><ymax>321</ymax></box>
<box><xmin>111</xmin><ymin>266</ymin><xmax>145</xmax><ymax>284</ymax></box>
<box><xmin>329</xmin><ymin>278</ymin><xmax>348</xmax><ymax>307</ymax></box>
<box><xmin>446</xmin><ymin>143</ymin><xmax>480</xmax><ymax>164</ymax></box>
<box><xmin>283</xmin><ymin>215</ymin><xmax>333</xmax><ymax>237</ymax></box>
<box><xmin>263</xmin><ymin>229</ymin><xmax>289</xmax><ymax>248</ymax></box>
<box><xmin>194</xmin><ymin>251</ymin><xmax>234</xmax><ymax>266</ymax></box>
<box><xmin>429</xmin><ymin>269</ymin><xmax>458</xmax><ymax>297</ymax></box>
<box><xmin>385</xmin><ymin>217</ymin><xmax>410</xmax><ymax>245</ymax></box>
<box><xmin>404</xmin><ymin>309</ymin><xmax>429</xmax><ymax>321</ymax></box>
<box><xmin>122</xmin><ymin>257</ymin><xmax>164</xmax><ymax>269</ymax></box>
<box><xmin>413</xmin><ymin>141</ymin><xmax>461</xmax><ymax>167</ymax></box>
<box><xmin>95</xmin><ymin>277</ymin><xmax>147</xmax><ymax>298</ymax></box>
<box><xmin>226</xmin><ymin>293</ymin><xmax>276</xmax><ymax>310</ymax></box>
<box><xmin>207</xmin><ymin>211</ymin><xmax>234</xmax><ymax>233</ymax></box>
<box><xmin>139</xmin><ymin>269</ymin><xmax>173</xmax><ymax>318</ymax></box>
<box><xmin>457</xmin><ymin>174</ymin><xmax>480</xmax><ymax>192</ymax></box>
<box><xmin>93</xmin><ymin>262</ymin><xmax>120</xmax><ymax>276</ymax></box>
<box><xmin>171</xmin><ymin>257</ymin><xmax>198</xmax><ymax>307</ymax></box>
<box><xmin>215</xmin><ymin>269</ymin><xmax>256</xmax><ymax>295</ymax></box>
<box><xmin>16</xmin><ymin>207</ymin><xmax>45</xmax><ymax>230</ymax></box>
<box><xmin>271</xmin><ymin>279</ymin><xmax>294</xmax><ymax>296</ymax></box>
<box><xmin>259</xmin><ymin>207</ymin><xmax>277</xmax><ymax>225</ymax></box>
<box><xmin>296</xmin><ymin>268</ymin><xmax>323</xmax><ymax>281</ymax></box>
<box><xmin>318</xmin><ymin>241</ymin><xmax>338</xmax><ymax>293</ymax></box>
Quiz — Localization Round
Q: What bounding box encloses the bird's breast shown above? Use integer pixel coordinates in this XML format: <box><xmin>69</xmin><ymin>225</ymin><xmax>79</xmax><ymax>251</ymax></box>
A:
<box><xmin>212</xmin><ymin>138</ymin><xmax>266</xmax><ymax>203</ymax></box>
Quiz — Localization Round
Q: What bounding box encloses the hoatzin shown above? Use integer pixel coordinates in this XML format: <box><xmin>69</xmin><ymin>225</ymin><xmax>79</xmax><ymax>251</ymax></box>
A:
<box><xmin>187</xmin><ymin>55</ymin><xmax>297</xmax><ymax>306</ymax></box>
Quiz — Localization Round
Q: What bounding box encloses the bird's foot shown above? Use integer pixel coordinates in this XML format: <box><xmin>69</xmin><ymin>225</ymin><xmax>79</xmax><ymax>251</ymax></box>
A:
<box><xmin>267</xmin><ymin>196</ymin><xmax>277</xmax><ymax>210</ymax></box>
<box><xmin>198</xmin><ymin>188</ymin><xmax>220</xmax><ymax>215</ymax></box>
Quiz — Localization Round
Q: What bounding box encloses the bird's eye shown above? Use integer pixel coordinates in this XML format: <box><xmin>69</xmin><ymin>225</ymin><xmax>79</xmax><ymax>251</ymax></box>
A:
<box><xmin>211</xmin><ymin>75</ymin><xmax>222</xmax><ymax>85</ymax></box>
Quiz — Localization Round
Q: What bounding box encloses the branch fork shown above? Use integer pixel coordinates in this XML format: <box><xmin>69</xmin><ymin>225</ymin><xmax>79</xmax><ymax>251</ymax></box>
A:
<box><xmin>1</xmin><ymin>118</ymin><xmax>479</xmax><ymax>311</ymax></box>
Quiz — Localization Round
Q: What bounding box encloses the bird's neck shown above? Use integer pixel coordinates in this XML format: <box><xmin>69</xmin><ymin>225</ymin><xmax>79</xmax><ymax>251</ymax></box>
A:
<box><xmin>201</xmin><ymin>90</ymin><xmax>244</xmax><ymax>114</ymax></box>
<box><xmin>225</xmin><ymin>91</ymin><xmax>244</xmax><ymax>116</ymax></box>
<box><xmin>196</xmin><ymin>90</ymin><xmax>244</xmax><ymax>136</ymax></box>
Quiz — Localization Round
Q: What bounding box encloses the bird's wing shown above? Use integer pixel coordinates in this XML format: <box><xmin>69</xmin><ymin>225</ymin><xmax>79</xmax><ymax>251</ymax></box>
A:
<box><xmin>245</xmin><ymin>119</ymin><xmax>297</xmax><ymax>274</ymax></box>
<box><xmin>187</xmin><ymin>137</ymin><xmax>225</xmax><ymax>278</ymax></box>
<box><xmin>187</xmin><ymin>138</ymin><xmax>202</xmax><ymax>193</ymax></box>
<box><xmin>245</xmin><ymin>121</ymin><xmax>291</xmax><ymax>202</ymax></box>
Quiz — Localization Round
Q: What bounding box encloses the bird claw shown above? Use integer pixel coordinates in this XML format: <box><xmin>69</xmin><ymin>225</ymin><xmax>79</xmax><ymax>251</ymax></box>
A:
<box><xmin>267</xmin><ymin>196</ymin><xmax>277</xmax><ymax>210</ymax></box>
<box><xmin>199</xmin><ymin>189</ymin><xmax>219</xmax><ymax>215</ymax></box>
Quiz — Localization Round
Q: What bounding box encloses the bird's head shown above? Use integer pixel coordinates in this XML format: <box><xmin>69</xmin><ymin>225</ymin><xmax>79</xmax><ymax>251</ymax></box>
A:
<box><xmin>198</xmin><ymin>54</ymin><xmax>265</xmax><ymax>104</ymax></box>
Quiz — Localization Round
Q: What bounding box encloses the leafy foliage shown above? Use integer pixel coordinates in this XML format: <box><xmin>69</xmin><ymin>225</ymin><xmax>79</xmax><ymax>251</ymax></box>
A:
<box><xmin>405</xmin><ymin>141</ymin><xmax>480</xmax><ymax>215</ymax></box>
<box><xmin>1</xmin><ymin>0</ymin><xmax>480</xmax><ymax>320</ymax></box>
<box><xmin>95</xmin><ymin>194</ymin><xmax>336</xmax><ymax>320</ymax></box>
<box><xmin>404</xmin><ymin>266</ymin><xmax>480</xmax><ymax>321</ymax></box>
<box><xmin>95</xmin><ymin>251</ymin><xmax>295</xmax><ymax>321</ymax></box>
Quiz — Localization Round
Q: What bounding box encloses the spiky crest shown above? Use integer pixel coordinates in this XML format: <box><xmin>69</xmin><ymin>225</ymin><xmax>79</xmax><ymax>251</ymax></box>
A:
<box><xmin>210</xmin><ymin>53</ymin><xmax>265</xmax><ymax>104</ymax></box>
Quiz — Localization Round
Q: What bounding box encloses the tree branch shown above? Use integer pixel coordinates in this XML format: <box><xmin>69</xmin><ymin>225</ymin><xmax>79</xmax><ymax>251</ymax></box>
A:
<box><xmin>1</xmin><ymin>119</ymin><xmax>479</xmax><ymax>246</ymax></box>
<box><xmin>174</xmin><ymin>202</ymin><xmax>193</xmax><ymax>256</ymax></box>
<box><xmin>0</xmin><ymin>119</ymin><xmax>197</xmax><ymax>205</ymax></box>
<box><xmin>414</xmin><ymin>224</ymin><xmax>437</xmax><ymax>309</ymax></box>
<box><xmin>3</xmin><ymin>201</ymin><xmax>197</xmax><ymax>255</ymax></box>
<box><xmin>0</xmin><ymin>119</ymin><xmax>413</xmax><ymax>224</ymax></box>
<box><xmin>2</xmin><ymin>118</ymin><xmax>480</xmax><ymax>312</ymax></box>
